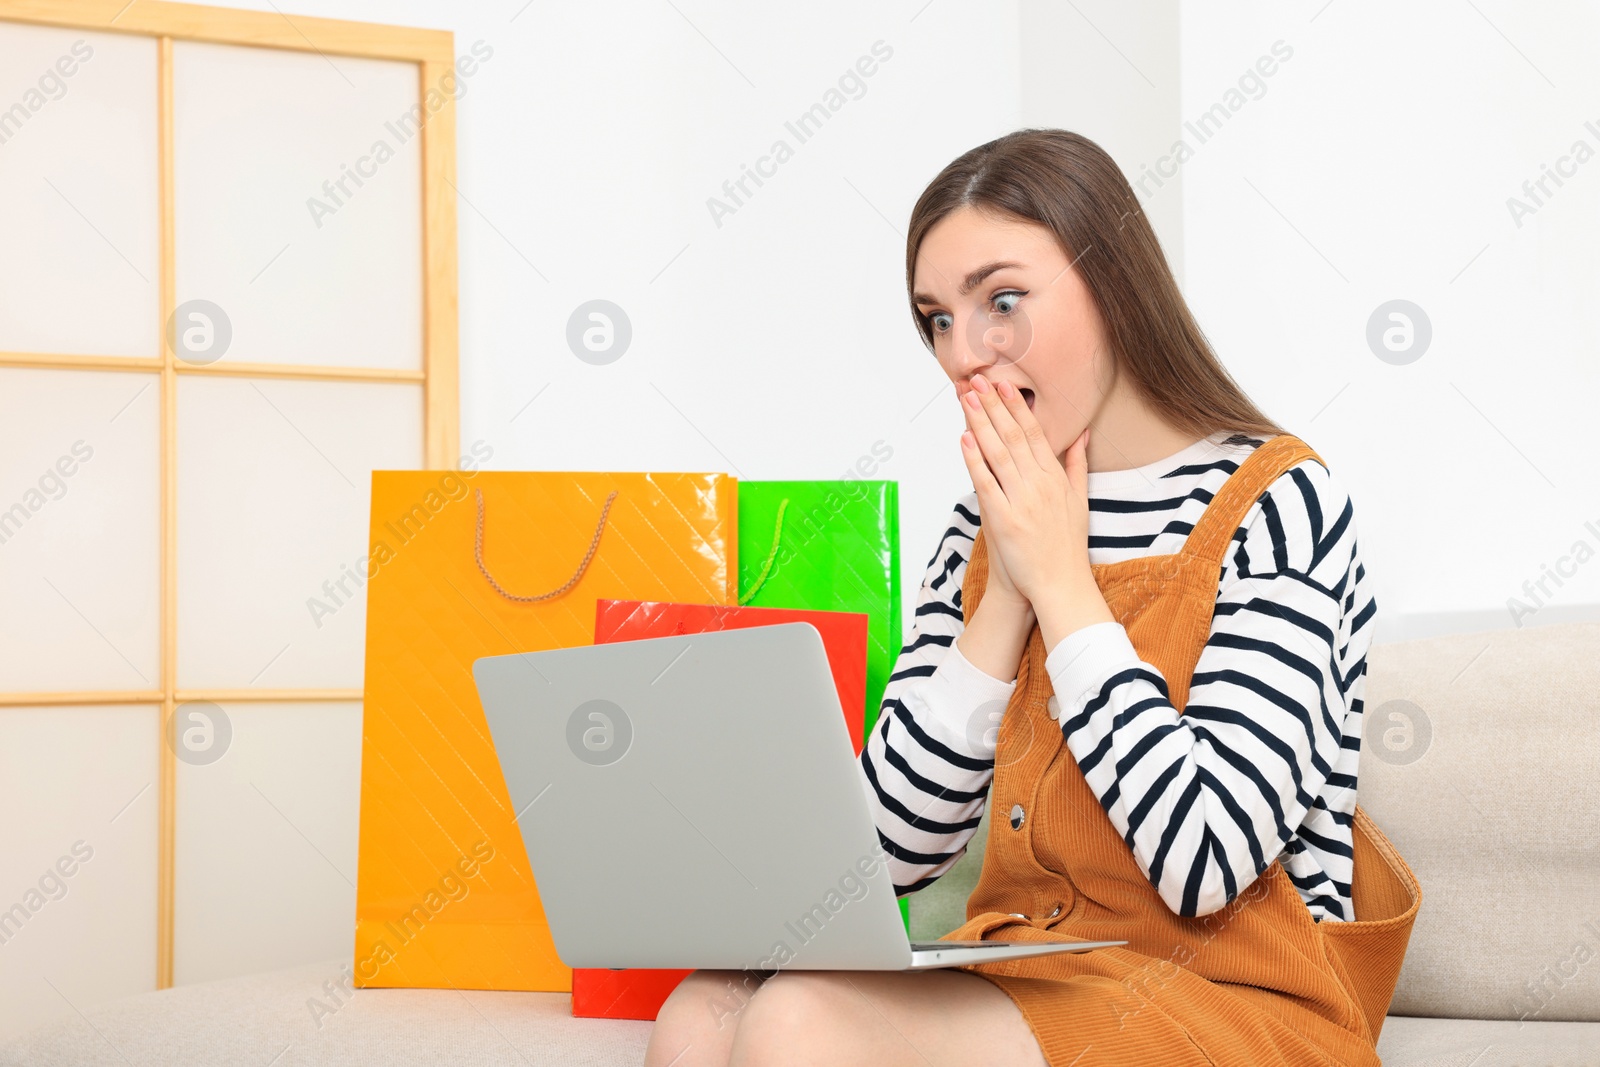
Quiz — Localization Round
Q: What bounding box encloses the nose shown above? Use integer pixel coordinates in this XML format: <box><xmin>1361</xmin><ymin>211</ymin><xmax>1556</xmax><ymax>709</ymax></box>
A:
<box><xmin>946</xmin><ymin>311</ymin><xmax>1000</xmax><ymax>385</ymax></box>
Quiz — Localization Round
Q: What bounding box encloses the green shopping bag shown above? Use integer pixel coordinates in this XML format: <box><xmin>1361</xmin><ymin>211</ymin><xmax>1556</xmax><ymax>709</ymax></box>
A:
<box><xmin>736</xmin><ymin>480</ymin><xmax>910</xmax><ymax>931</ymax></box>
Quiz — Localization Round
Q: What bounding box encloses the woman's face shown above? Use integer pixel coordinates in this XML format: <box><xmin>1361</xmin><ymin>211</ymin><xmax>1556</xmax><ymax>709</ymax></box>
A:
<box><xmin>911</xmin><ymin>204</ymin><xmax>1111</xmax><ymax>460</ymax></box>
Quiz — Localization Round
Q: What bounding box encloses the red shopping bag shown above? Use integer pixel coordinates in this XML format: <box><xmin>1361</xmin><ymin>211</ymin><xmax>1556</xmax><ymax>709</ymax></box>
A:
<box><xmin>570</xmin><ymin>598</ymin><xmax>871</xmax><ymax>1020</ymax></box>
<box><xmin>570</xmin><ymin>967</ymin><xmax>697</xmax><ymax>1022</ymax></box>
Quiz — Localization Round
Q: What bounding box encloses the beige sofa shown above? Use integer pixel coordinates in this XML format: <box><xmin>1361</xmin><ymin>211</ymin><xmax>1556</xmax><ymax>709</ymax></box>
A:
<box><xmin>6</xmin><ymin>621</ymin><xmax>1597</xmax><ymax>1066</ymax></box>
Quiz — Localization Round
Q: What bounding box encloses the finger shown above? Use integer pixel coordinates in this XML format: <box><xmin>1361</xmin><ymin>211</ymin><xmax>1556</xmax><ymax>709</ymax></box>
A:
<box><xmin>965</xmin><ymin>403</ymin><xmax>1019</xmax><ymax>504</ymax></box>
<box><xmin>995</xmin><ymin>380</ymin><xmax>1060</xmax><ymax>472</ymax></box>
<box><xmin>972</xmin><ymin>376</ymin><xmax>1037</xmax><ymax>476</ymax></box>
<box><xmin>960</xmin><ymin>429</ymin><xmax>1004</xmax><ymax>508</ymax></box>
<box><xmin>962</xmin><ymin>387</ymin><xmax>1021</xmax><ymax>495</ymax></box>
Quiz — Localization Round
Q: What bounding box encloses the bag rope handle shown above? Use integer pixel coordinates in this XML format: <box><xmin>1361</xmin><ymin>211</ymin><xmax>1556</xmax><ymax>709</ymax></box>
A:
<box><xmin>737</xmin><ymin>497</ymin><xmax>788</xmax><ymax>605</ymax></box>
<box><xmin>474</xmin><ymin>488</ymin><xmax>618</xmax><ymax>603</ymax></box>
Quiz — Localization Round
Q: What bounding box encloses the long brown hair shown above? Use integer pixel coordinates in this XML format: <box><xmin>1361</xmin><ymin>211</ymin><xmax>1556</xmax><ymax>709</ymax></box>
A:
<box><xmin>906</xmin><ymin>128</ymin><xmax>1281</xmax><ymax>440</ymax></box>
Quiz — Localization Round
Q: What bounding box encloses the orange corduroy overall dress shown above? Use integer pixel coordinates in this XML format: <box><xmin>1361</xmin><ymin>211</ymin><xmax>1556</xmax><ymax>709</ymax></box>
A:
<box><xmin>937</xmin><ymin>434</ymin><xmax>1422</xmax><ymax>1067</ymax></box>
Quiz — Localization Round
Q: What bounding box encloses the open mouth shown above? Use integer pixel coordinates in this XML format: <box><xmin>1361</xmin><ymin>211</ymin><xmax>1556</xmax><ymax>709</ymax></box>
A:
<box><xmin>1020</xmin><ymin>387</ymin><xmax>1035</xmax><ymax>411</ymax></box>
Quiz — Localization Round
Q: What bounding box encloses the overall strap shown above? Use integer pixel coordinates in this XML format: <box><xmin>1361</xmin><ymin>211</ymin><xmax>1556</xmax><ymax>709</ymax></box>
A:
<box><xmin>1182</xmin><ymin>434</ymin><xmax>1323</xmax><ymax>571</ymax></box>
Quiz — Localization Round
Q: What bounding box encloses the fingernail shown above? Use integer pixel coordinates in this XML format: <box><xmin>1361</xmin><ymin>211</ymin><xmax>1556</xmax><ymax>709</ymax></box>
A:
<box><xmin>972</xmin><ymin>375</ymin><xmax>990</xmax><ymax>393</ymax></box>
<box><xmin>998</xmin><ymin>381</ymin><xmax>1014</xmax><ymax>398</ymax></box>
<box><xmin>964</xmin><ymin>391</ymin><xmax>980</xmax><ymax>409</ymax></box>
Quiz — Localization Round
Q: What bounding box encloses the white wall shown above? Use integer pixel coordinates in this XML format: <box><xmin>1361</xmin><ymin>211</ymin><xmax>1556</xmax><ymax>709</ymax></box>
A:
<box><xmin>455</xmin><ymin>0</ymin><xmax>1025</xmax><ymax>597</ymax></box>
<box><xmin>1020</xmin><ymin>0</ymin><xmax>1185</xmax><ymax>281</ymax></box>
<box><xmin>1177</xmin><ymin>0</ymin><xmax>1600</xmax><ymax>641</ymax></box>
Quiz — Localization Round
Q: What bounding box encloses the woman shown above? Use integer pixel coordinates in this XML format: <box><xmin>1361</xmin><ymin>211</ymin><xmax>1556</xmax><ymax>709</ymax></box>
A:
<box><xmin>644</xmin><ymin>129</ymin><xmax>1417</xmax><ymax>1067</ymax></box>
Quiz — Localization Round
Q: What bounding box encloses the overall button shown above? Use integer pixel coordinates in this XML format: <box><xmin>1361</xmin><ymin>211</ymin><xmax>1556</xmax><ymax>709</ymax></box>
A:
<box><xmin>1009</xmin><ymin>803</ymin><xmax>1025</xmax><ymax>830</ymax></box>
<box><xmin>1047</xmin><ymin>696</ymin><xmax>1061</xmax><ymax>721</ymax></box>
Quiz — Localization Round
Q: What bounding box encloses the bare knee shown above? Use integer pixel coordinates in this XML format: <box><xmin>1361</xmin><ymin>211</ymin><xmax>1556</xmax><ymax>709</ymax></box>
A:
<box><xmin>646</xmin><ymin>969</ymin><xmax>769</xmax><ymax>1067</ymax></box>
<box><xmin>728</xmin><ymin>973</ymin><xmax>857</xmax><ymax>1067</ymax></box>
<box><xmin>726</xmin><ymin>969</ymin><xmax>1047</xmax><ymax>1067</ymax></box>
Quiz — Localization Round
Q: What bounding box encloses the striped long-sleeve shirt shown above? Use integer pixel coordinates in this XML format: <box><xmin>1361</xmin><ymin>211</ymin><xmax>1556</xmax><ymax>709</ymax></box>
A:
<box><xmin>858</xmin><ymin>432</ymin><xmax>1376</xmax><ymax>923</ymax></box>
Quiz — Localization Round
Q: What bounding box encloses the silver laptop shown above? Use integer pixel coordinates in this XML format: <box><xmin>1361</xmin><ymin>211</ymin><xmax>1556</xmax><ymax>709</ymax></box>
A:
<box><xmin>472</xmin><ymin>621</ymin><xmax>1124</xmax><ymax>971</ymax></box>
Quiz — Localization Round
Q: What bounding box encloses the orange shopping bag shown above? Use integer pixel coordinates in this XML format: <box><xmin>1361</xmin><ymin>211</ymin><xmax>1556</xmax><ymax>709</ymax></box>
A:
<box><xmin>353</xmin><ymin>470</ymin><xmax>737</xmax><ymax>991</ymax></box>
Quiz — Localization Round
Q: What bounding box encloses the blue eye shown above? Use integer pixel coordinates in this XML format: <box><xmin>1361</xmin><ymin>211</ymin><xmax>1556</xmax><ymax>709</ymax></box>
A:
<box><xmin>992</xmin><ymin>290</ymin><xmax>1024</xmax><ymax>314</ymax></box>
<box><xmin>930</xmin><ymin>312</ymin><xmax>953</xmax><ymax>333</ymax></box>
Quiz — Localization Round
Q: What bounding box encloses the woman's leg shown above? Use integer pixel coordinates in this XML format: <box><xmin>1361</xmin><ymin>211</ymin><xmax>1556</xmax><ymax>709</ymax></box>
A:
<box><xmin>647</xmin><ymin>966</ymin><xmax>1047</xmax><ymax>1067</ymax></box>
<box><xmin>727</xmin><ymin>969</ymin><xmax>1047</xmax><ymax>1067</ymax></box>
<box><xmin>645</xmin><ymin>968</ymin><xmax>771</xmax><ymax>1067</ymax></box>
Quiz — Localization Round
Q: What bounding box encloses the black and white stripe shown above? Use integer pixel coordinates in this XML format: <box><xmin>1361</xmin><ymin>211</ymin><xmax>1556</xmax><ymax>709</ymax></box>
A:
<box><xmin>858</xmin><ymin>432</ymin><xmax>1376</xmax><ymax>922</ymax></box>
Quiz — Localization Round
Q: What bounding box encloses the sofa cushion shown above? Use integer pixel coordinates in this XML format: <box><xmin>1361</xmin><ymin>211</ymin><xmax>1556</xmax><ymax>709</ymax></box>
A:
<box><xmin>0</xmin><ymin>961</ymin><xmax>649</xmax><ymax>1067</ymax></box>
<box><xmin>1376</xmin><ymin>1014</ymin><xmax>1600</xmax><ymax>1067</ymax></box>
<box><xmin>1361</xmin><ymin>621</ymin><xmax>1600</xmax><ymax>1022</ymax></box>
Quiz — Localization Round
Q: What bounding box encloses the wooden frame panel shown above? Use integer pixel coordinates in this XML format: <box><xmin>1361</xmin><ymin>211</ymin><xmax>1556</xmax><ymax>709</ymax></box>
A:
<box><xmin>0</xmin><ymin>0</ymin><xmax>459</xmax><ymax>988</ymax></box>
<box><xmin>0</xmin><ymin>0</ymin><xmax>452</xmax><ymax>61</ymax></box>
<box><xmin>0</xmin><ymin>353</ymin><xmax>428</xmax><ymax>383</ymax></box>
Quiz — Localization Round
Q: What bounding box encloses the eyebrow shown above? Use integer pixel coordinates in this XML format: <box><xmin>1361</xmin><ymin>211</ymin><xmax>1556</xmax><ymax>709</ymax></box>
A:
<box><xmin>911</xmin><ymin>260</ymin><xmax>1025</xmax><ymax>307</ymax></box>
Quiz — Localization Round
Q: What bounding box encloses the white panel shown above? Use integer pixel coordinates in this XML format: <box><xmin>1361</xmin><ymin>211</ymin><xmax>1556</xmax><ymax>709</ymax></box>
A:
<box><xmin>173</xmin><ymin>701</ymin><xmax>361</xmax><ymax>985</ymax></box>
<box><xmin>172</xmin><ymin>41</ymin><xmax>423</xmax><ymax>370</ymax></box>
<box><xmin>0</xmin><ymin>706</ymin><xmax>158</xmax><ymax>1041</ymax></box>
<box><xmin>0</xmin><ymin>369</ymin><xmax>159</xmax><ymax>692</ymax></box>
<box><xmin>176</xmin><ymin>377</ymin><xmax>422</xmax><ymax>689</ymax></box>
<box><xmin>0</xmin><ymin>24</ymin><xmax>159</xmax><ymax>357</ymax></box>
